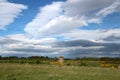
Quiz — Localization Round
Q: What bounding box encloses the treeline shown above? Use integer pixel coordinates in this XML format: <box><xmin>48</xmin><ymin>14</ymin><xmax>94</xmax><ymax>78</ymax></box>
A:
<box><xmin>0</xmin><ymin>56</ymin><xmax>120</xmax><ymax>68</ymax></box>
<box><xmin>0</xmin><ymin>56</ymin><xmax>58</xmax><ymax>64</ymax></box>
<box><xmin>0</xmin><ymin>56</ymin><xmax>120</xmax><ymax>61</ymax></box>
<box><xmin>0</xmin><ymin>56</ymin><xmax>52</xmax><ymax>60</ymax></box>
<box><xmin>76</xmin><ymin>57</ymin><xmax>120</xmax><ymax>61</ymax></box>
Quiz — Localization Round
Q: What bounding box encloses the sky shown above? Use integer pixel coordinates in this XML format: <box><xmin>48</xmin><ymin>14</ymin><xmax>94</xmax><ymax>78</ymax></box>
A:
<box><xmin>0</xmin><ymin>0</ymin><xmax>120</xmax><ymax>58</ymax></box>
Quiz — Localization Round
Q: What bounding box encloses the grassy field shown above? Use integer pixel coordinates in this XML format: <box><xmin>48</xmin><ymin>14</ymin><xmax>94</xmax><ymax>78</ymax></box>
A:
<box><xmin>0</xmin><ymin>63</ymin><xmax>120</xmax><ymax>80</ymax></box>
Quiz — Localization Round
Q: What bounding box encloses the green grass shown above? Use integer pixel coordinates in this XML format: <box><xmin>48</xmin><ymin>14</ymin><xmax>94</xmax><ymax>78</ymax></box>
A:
<box><xmin>0</xmin><ymin>63</ymin><xmax>120</xmax><ymax>80</ymax></box>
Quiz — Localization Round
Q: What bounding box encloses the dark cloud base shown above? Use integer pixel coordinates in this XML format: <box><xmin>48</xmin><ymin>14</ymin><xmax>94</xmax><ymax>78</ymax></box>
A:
<box><xmin>0</xmin><ymin>39</ymin><xmax>120</xmax><ymax>58</ymax></box>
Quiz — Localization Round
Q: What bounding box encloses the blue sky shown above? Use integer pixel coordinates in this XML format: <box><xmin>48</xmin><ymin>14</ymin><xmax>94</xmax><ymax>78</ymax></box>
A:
<box><xmin>0</xmin><ymin>0</ymin><xmax>120</xmax><ymax>58</ymax></box>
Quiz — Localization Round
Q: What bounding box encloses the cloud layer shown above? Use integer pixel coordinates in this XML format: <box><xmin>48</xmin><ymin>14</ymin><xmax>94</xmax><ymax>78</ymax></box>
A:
<box><xmin>0</xmin><ymin>34</ymin><xmax>120</xmax><ymax>58</ymax></box>
<box><xmin>0</xmin><ymin>0</ymin><xmax>120</xmax><ymax>58</ymax></box>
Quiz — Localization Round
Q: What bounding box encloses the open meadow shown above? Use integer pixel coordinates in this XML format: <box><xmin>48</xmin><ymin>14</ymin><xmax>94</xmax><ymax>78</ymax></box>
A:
<box><xmin>0</xmin><ymin>63</ymin><xmax>120</xmax><ymax>80</ymax></box>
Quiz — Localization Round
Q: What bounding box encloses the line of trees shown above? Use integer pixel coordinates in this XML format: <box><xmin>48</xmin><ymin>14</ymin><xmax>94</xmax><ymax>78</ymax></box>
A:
<box><xmin>0</xmin><ymin>56</ymin><xmax>120</xmax><ymax>67</ymax></box>
<box><xmin>0</xmin><ymin>56</ymin><xmax>120</xmax><ymax>60</ymax></box>
<box><xmin>0</xmin><ymin>56</ymin><xmax>54</xmax><ymax>60</ymax></box>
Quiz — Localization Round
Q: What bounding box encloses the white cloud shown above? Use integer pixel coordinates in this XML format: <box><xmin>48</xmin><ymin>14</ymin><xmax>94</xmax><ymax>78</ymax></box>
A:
<box><xmin>0</xmin><ymin>1</ymin><xmax>27</xmax><ymax>29</ymax></box>
<box><xmin>36</xmin><ymin>16</ymin><xmax>87</xmax><ymax>37</ymax></box>
<box><xmin>96</xmin><ymin>0</ymin><xmax>120</xmax><ymax>18</ymax></box>
<box><xmin>63</xmin><ymin>0</ymin><xmax>120</xmax><ymax>23</ymax></box>
<box><xmin>24</xmin><ymin>0</ymin><xmax>120</xmax><ymax>38</ymax></box>
<box><xmin>0</xmin><ymin>31</ymin><xmax>120</xmax><ymax>57</ymax></box>
<box><xmin>63</xmin><ymin>0</ymin><xmax>115</xmax><ymax>17</ymax></box>
<box><xmin>6</xmin><ymin>34</ymin><xmax>57</xmax><ymax>45</ymax></box>
<box><xmin>0</xmin><ymin>34</ymin><xmax>58</xmax><ymax>56</ymax></box>
<box><xmin>62</xmin><ymin>28</ymin><xmax>120</xmax><ymax>43</ymax></box>
<box><xmin>24</xmin><ymin>2</ymin><xmax>63</xmax><ymax>37</ymax></box>
<box><xmin>0</xmin><ymin>0</ymin><xmax>7</xmax><ymax>2</ymax></box>
<box><xmin>24</xmin><ymin>1</ymin><xmax>88</xmax><ymax>38</ymax></box>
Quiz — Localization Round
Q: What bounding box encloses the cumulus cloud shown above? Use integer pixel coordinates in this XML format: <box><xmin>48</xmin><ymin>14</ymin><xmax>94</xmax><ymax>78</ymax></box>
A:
<box><xmin>62</xmin><ymin>28</ymin><xmax>120</xmax><ymax>42</ymax></box>
<box><xmin>0</xmin><ymin>34</ymin><xmax>58</xmax><ymax>57</ymax></box>
<box><xmin>63</xmin><ymin>0</ymin><xmax>114</xmax><ymax>16</ymax></box>
<box><xmin>24</xmin><ymin>1</ymin><xmax>88</xmax><ymax>37</ymax></box>
<box><xmin>53</xmin><ymin>39</ymin><xmax>96</xmax><ymax>47</ymax></box>
<box><xmin>52</xmin><ymin>39</ymin><xmax>120</xmax><ymax>58</ymax></box>
<box><xmin>0</xmin><ymin>36</ymin><xmax>20</xmax><ymax>44</ymax></box>
<box><xmin>0</xmin><ymin>0</ymin><xmax>7</xmax><ymax>2</ymax></box>
<box><xmin>0</xmin><ymin>0</ymin><xmax>27</xmax><ymax>29</ymax></box>
<box><xmin>24</xmin><ymin>2</ymin><xmax>63</xmax><ymax>37</ymax></box>
<box><xmin>96</xmin><ymin>0</ymin><xmax>120</xmax><ymax>19</ymax></box>
<box><xmin>63</xmin><ymin>0</ymin><xmax>120</xmax><ymax>23</ymax></box>
<box><xmin>102</xmin><ymin>35</ymin><xmax>120</xmax><ymax>41</ymax></box>
<box><xmin>24</xmin><ymin>0</ymin><xmax>120</xmax><ymax>38</ymax></box>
